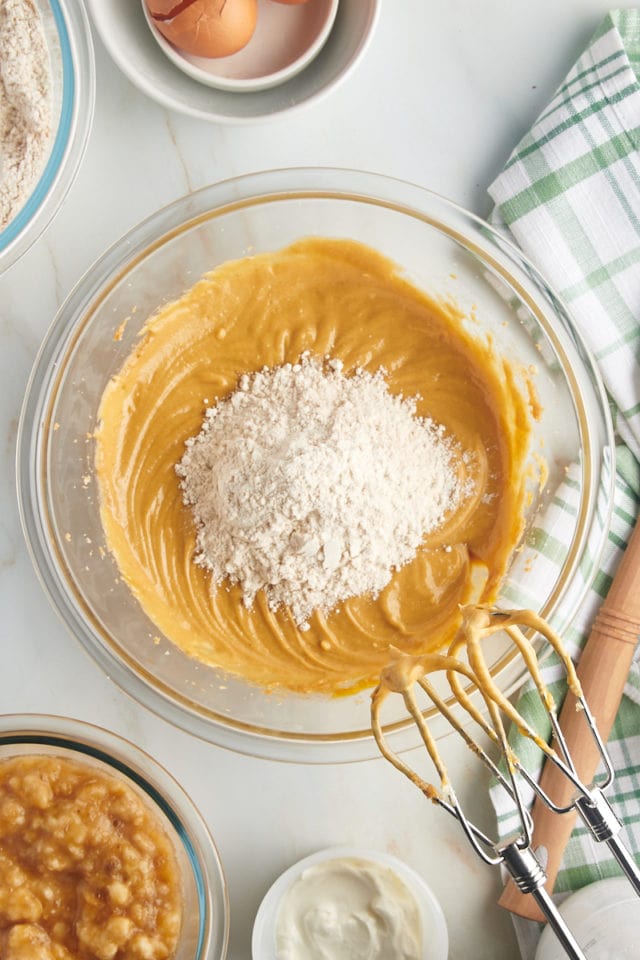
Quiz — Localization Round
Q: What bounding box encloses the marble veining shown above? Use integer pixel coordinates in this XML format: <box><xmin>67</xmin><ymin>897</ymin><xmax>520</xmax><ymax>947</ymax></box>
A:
<box><xmin>0</xmin><ymin>2</ymin><xmax>616</xmax><ymax>957</ymax></box>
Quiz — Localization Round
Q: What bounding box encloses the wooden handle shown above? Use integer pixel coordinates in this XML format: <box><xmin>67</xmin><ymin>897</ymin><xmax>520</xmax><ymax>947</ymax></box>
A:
<box><xmin>499</xmin><ymin>518</ymin><xmax>640</xmax><ymax>920</ymax></box>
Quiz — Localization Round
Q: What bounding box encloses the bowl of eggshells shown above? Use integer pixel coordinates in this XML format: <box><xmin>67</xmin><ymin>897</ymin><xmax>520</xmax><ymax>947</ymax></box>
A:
<box><xmin>86</xmin><ymin>0</ymin><xmax>379</xmax><ymax>122</ymax></box>
<box><xmin>17</xmin><ymin>167</ymin><xmax>614</xmax><ymax>762</ymax></box>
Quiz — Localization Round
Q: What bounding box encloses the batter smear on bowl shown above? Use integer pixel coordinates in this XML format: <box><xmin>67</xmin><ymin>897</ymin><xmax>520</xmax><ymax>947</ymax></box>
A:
<box><xmin>95</xmin><ymin>238</ymin><xmax>535</xmax><ymax>694</ymax></box>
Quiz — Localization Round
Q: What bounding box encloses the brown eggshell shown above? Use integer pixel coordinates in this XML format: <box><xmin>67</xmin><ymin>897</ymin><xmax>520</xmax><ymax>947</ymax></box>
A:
<box><xmin>147</xmin><ymin>0</ymin><xmax>258</xmax><ymax>58</ymax></box>
<box><xmin>146</xmin><ymin>0</ymin><xmax>186</xmax><ymax>13</ymax></box>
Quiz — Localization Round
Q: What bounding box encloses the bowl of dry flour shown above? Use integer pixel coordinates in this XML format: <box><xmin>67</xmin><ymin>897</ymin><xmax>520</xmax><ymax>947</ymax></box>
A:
<box><xmin>16</xmin><ymin>168</ymin><xmax>615</xmax><ymax>762</ymax></box>
<box><xmin>0</xmin><ymin>0</ymin><xmax>94</xmax><ymax>274</ymax></box>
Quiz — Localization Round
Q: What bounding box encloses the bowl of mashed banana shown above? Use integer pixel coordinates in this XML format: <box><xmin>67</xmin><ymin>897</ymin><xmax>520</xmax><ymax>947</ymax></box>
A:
<box><xmin>0</xmin><ymin>714</ymin><xmax>229</xmax><ymax>959</ymax></box>
<box><xmin>17</xmin><ymin>168</ymin><xmax>615</xmax><ymax>762</ymax></box>
<box><xmin>0</xmin><ymin>0</ymin><xmax>95</xmax><ymax>274</ymax></box>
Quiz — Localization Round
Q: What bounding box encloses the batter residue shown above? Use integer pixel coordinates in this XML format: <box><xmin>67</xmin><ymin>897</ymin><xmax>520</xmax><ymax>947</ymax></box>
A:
<box><xmin>95</xmin><ymin>238</ymin><xmax>535</xmax><ymax>694</ymax></box>
<box><xmin>371</xmin><ymin>605</ymin><xmax>584</xmax><ymax>805</ymax></box>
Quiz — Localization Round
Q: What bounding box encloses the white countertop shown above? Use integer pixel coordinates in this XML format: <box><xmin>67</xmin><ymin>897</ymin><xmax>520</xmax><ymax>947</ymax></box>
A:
<box><xmin>0</xmin><ymin>2</ymin><xmax>617</xmax><ymax>957</ymax></box>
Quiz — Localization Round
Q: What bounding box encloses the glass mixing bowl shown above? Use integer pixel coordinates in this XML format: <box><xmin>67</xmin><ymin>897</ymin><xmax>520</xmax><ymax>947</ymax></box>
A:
<box><xmin>0</xmin><ymin>0</ymin><xmax>95</xmax><ymax>274</ymax></box>
<box><xmin>17</xmin><ymin>168</ymin><xmax>615</xmax><ymax>762</ymax></box>
<box><xmin>0</xmin><ymin>714</ymin><xmax>229</xmax><ymax>959</ymax></box>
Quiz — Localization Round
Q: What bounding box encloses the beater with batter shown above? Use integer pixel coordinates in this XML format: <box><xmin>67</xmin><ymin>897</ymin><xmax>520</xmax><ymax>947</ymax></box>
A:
<box><xmin>371</xmin><ymin>605</ymin><xmax>640</xmax><ymax>960</ymax></box>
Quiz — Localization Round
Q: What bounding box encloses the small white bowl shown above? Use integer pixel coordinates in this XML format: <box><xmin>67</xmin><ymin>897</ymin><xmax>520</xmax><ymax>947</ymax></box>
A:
<box><xmin>142</xmin><ymin>0</ymin><xmax>339</xmax><ymax>93</ymax></box>
<box><xmin>252</xmin><ymin>846</ymin><xmax>449</xmax><ymax>960</ymax></box>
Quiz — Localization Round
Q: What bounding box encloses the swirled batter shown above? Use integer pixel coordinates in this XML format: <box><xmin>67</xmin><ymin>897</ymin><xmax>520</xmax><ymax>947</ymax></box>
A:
<box><xmin>95</xmin><ymin>238</ymin><xmax>534</xmax><ymax>694</ymax></box>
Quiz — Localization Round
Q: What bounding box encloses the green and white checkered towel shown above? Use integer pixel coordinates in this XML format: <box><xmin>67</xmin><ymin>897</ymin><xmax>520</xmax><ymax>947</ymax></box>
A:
<box><xmin>487</xmin><ymin>6</ymin><xmax>640</xmax><ymax>944</ymax></box>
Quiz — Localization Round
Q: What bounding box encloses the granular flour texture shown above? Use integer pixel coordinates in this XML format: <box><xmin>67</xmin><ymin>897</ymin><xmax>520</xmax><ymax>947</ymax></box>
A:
<box><xmin>0</xmin><ymin>0</ymin><xmax>52</xmax><ymax>230</ymax></box>
<box><xmin>177</xmin><ymin>355</ymin><xmax>474</xmax><ymax>627</ymax></box>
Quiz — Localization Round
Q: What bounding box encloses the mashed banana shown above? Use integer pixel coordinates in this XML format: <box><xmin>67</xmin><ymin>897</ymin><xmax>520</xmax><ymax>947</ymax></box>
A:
<box><xmin>0</xmin><ymin>754</ymin><xmax>182</xmax><ymax>960</ymax></box>
<box><xmin>95</xmin><ymin>238</ymin><xmax>535</xmax><ymax>694</ymax></box>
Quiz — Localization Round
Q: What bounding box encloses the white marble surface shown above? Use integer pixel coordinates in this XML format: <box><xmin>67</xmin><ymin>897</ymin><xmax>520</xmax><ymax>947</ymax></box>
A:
<box><xmin>0</xmin><ymin>1</ymin><xmax>620</xmax><ymax>957</ymax></box>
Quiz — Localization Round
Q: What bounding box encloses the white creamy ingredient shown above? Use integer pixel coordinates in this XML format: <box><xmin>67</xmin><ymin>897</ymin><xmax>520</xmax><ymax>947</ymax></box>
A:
<box><xmin>177</xmin><ymin>354</ymin><xmax>474</xmax><ymax>627</ymax></box>
<box><xmin>275</xmin><ymin>857</ymin><xmax>423</xmax><ymax>960</ymax></box>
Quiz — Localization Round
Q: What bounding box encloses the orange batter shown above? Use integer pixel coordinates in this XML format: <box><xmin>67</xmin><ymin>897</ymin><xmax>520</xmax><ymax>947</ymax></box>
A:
<box><xmin>95</xmin><ymin>238</ymin><xmax>535</xmax><ymax>694</ymax></box>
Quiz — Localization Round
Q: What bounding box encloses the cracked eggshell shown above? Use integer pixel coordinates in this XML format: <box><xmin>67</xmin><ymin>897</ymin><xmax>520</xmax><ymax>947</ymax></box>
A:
<box><xmin>145</xmin><ymin>0</ymin><xmax>258</xmax><ymax>57</ymax></box>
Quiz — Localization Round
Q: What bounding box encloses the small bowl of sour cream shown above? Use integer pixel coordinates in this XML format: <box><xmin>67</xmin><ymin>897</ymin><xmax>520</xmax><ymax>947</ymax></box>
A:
<box><xmin>252</xmin><ymin>845</ymin><xmax>449</xmax><ymax>960</ymax></box>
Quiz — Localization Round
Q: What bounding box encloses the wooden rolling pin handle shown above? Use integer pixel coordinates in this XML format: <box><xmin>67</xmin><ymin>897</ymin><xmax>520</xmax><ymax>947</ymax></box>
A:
<box><xmin>592</xmin><ymin>606</ymin><xmax>640</xmax><ymax>645</ymax></box>
<box><xmin>498</xmin><ymin>519</ymin><xmax>640</xmax><ymax>921</ymax></box>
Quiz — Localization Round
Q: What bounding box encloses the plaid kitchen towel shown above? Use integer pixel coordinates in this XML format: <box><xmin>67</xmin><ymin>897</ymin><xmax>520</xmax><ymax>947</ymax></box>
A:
<box><xmin>487</xmin><ymin>8</ymin><xmax>640</xmax><ymax>952</ymax></box>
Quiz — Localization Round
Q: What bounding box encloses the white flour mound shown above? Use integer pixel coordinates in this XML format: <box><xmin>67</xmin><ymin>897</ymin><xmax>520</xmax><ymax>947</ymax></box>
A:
<box><xmin>0</xmin><ymin>0</ymin><xmax>52</xmax><ymax>230</ymax></box>
<box><xmin>177</xmin><ymin>355</ymin><xmax>473</xmax><ymax>627</ymax></box>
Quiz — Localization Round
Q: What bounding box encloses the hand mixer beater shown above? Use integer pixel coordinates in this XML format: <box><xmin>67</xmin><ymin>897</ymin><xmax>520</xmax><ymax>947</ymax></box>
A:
<box><xmin>371</xmin><ymin>605</ymin><xmax>640</xmax><ymax>960</ymax></box>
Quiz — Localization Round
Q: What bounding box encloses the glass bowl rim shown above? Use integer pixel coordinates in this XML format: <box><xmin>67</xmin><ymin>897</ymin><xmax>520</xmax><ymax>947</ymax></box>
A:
<box><xmin>16</xmin><ymin>167</ymin><xmax>616</xmax><ymax>763</ymax></box>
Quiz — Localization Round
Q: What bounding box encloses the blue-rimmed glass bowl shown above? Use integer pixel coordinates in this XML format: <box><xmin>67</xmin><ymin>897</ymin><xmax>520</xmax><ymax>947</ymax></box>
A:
<box><xmin>0</xmin><ymin>714</ymin><xmax>229</xmax><ymax>959</ymax></box>
<box><xmin>0</xmin><ymin>0</ymin><xmax>95</xmax><ymax>274</ymax></box>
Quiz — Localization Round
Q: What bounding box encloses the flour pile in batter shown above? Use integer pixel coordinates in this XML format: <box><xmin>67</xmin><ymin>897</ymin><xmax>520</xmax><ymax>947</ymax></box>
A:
<box><xmin>177</xmin><ymin>354</ymin><xmax>475</xmax><ymax>627</ymax></box>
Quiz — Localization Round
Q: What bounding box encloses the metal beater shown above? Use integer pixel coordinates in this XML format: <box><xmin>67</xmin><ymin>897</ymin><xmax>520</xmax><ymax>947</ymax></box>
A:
<box><xmin>371</xmin><ymin>605</ymin><xmax>640</xmax><ymax>960</ymax></box>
